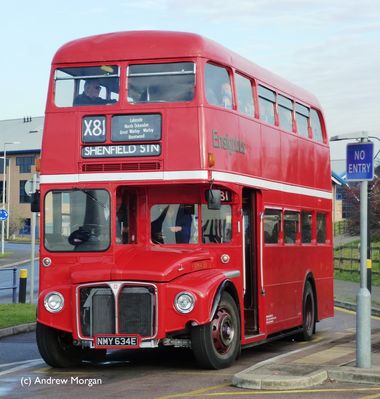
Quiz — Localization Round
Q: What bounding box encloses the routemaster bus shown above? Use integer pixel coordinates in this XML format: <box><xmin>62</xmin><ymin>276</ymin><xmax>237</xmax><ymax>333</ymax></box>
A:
<box><xmin>35</xmin><ymin>31</ymin><xmax>333</xmax><ymax>369</ymax></box>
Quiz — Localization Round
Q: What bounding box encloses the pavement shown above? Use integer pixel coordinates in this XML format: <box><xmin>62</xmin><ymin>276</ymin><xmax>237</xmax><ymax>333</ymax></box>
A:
<box><xmin>1</xmin><ymin>239</ymin><xmax>380</xmax><ymax>390</ymax></box>
<box><xmin>233</xmin><ymin>327</ymin><xmax>380</xmax><ymax>389</ymax></box>
<box><xmin>0</xmin><ymin>241</ymin><xmax>38</xmax><ymax>269</ymax></box>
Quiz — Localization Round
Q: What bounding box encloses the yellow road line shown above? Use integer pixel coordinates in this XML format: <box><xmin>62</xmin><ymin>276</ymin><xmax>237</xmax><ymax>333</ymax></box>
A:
<box><xmin>157</xmin><ymin>386</ymin><xmax>380</xmax><ymax>398</ymax></box>
<box><xmin>156</xmin><ymin>383</ymin><xmax>230</xmax><ymax>399</ymax></box>
<box><xmin>334</xmin><ymin>306</ymin><xmax>380</xmax><ymax>321</ymax></box>
<box><xmin>198</xmin><ymin>387</ymin><xmax>380</xmax><ymax>396</ymax></box>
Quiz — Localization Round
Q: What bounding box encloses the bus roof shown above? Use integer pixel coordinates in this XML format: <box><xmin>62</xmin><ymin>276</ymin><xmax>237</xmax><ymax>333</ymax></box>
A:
<box><xmin>53</xmin><ymin>31</ymin><xmax>321</xmax><ymax>108</ymax></box>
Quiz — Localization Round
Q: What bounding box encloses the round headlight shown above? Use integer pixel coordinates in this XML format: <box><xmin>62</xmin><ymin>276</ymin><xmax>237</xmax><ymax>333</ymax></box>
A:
<box><xmin>174</xmin><ymin>292</ymin><xmax>195</xmax><ymax>314</ymax></box>
<box><xmin>44</xmin><ymin>292</ymin><xmax>64</xmax><ymax>313</ymax></box>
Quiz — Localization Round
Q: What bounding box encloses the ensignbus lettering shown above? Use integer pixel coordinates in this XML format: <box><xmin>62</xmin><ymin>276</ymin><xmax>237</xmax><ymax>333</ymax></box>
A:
<box><xmin>212</xmin><ymin>130</ymin><xmax>246</xmax><ymax>154</ymax></box>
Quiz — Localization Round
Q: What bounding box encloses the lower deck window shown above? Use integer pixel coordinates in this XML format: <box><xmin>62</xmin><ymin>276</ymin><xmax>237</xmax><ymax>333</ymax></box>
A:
<box><xmin>264</xmin><ymin>209</ymin><xmax>281</xmax><ymax>243</ymax></box>
<box><xmin>201</xmin><ymin>205</ymin><xmax>232</xmax><ymax>244</ymax></box>
<box><xmin>284</xmin><ymin>211</ymin><xmax>299</xmax><ymax>244</ymax></box>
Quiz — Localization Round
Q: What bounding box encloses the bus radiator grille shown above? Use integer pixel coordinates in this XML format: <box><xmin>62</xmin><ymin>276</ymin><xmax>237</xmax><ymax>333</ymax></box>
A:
<box><xmin>118</xmin><ymin>287</ymin><xmax>154</xmax><ymax>337</ymax></box>
<box><xmin>80</xmin><ymin>287</ymin><xmax>115</xmax><ymax>337</ymax></box>
<box><xmin>79</xmin><ymin>285</ymin><xmax>155</xmax><ymax>338</ymax></box>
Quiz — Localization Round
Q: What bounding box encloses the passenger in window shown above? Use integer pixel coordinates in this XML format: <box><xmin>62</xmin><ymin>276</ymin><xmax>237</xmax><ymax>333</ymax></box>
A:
<box><xmin>73</xmin><ymin>79</ymin><xmax>115</xmax><ymax>106</ymax></box>
<box><xmin>151</xmin><ymin>205</ymin><xmax>193</xmax><ymax>244</ymax></box>
<box><xmin>220</xmin><ymin>83</ymin><xmax>232</xmax><ymax>109</ymax></box>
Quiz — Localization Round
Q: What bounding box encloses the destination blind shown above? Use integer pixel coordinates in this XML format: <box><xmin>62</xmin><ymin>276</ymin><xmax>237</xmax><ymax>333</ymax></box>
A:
<box><xmin>82</xmin><ymin>144</ymin><xmax>161</xmax><ymax>158</ymax></box>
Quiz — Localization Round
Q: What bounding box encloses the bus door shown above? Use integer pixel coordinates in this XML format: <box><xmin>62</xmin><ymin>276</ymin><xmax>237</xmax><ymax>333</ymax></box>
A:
<box><xmin>242</xmin><ymin>188</ymin><xmax>259</xmax><ymax>336</ymax></box>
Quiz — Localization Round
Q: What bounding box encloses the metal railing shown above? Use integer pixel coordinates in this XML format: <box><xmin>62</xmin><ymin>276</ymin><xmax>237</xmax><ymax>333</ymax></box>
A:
<box><xmin>334</xmin><ymin>245</ymin><xmax>380</xmax><ymax>278</ymax></box>
<box><xmin>0</xmin><ymin>267</ymin><xmax>17</xmax><ymax>303</ymax></box>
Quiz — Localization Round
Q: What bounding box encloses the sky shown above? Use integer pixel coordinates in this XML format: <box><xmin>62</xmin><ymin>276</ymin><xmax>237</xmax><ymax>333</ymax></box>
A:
<box><xmin>1</xmin><ymin>0</ymin><xmax>379</xmax><ymax>163</ymax></box>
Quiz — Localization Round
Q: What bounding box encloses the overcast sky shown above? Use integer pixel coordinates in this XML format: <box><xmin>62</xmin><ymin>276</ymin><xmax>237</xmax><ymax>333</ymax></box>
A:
<box><xmin>1</xmin><ymin>0</ymin><xmax>379</xmax><ymax>162</ymax></box>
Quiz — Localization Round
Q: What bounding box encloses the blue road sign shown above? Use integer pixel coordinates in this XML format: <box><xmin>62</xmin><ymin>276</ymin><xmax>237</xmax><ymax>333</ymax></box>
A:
<box><xmin>346</xmin><ymin>142</ymin><xmax>374</xmax><ymax>181</ymax></box>
<box><xmin>0</xmin><ymin>209</ymin><xmax>8</xmax><ymax>221</ymax></box>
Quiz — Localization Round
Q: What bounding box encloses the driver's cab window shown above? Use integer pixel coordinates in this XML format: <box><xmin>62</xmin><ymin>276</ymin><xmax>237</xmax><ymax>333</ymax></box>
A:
<box><xmin>54</xmin><ymin>65</ymin><xmax>119</xmax><ymax>107</ymax></box>
<box><xmin>116</xmin><ymin>187</ymin><xmax>137</xmax><ymax>244</ymax></box>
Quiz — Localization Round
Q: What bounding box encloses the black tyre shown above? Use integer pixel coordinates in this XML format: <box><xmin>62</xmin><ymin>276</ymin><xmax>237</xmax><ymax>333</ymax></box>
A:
<box><xmin>191</xmin><ymin>292</ymin><xmax>240</xmax><ymax>369</ymax></box>
<box><xmin>298</xmin><ymin>280</ymin><xmax>316</xmax><ymax>341</ymax></box>
<box><xmin>36</xmin><ymin>322</ymin><xmax>83</xmax><ymax>368</ymax></box>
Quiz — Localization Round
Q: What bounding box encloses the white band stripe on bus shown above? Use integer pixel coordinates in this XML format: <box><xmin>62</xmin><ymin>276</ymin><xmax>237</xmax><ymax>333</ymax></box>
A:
<box><xmin>211</xmin><ymin>171</ymin><xmax>332</xmax><ymax>200</ymax></box>
<box><xmin>39</xmin><ymin>170</ymin><xmax>332</xmax><ymax>200</ymax></box>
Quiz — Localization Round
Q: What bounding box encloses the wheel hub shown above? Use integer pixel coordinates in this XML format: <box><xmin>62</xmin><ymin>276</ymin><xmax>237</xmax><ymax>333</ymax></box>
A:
<box><xmin>212</xmin><ymin>308</ymin><xmax>235</xmax><ymax>354</ymax></box>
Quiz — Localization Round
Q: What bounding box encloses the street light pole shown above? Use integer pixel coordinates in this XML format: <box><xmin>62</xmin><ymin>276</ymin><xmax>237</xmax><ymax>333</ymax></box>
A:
<box><xmin>1</xmin><ymin>147</ymin><xmax>7</xmax><ymax>255</ymax></box>
<box><xmin>1</xmin><ymin>141</ymin><xmax>20</xmax><ymax>255</ymax></box>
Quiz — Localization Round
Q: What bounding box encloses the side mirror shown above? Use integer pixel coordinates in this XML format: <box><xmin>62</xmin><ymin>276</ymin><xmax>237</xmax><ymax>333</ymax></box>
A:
<box><xmin>206</xmin><ymin>189</ymin><xmax>221</xmax><ymax>210</ymax></box>
<box><xmin>31</xmin><ymin>191</ymin><xmax>40</xmax><ymax>213</ymax></box>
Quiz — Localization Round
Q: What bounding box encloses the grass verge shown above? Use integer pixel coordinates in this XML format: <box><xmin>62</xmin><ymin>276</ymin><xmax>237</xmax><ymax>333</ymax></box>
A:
<box><xmin>0</xmin><ymin>304</ymin><xmax>36</xmax><ymax>329</ymax></box>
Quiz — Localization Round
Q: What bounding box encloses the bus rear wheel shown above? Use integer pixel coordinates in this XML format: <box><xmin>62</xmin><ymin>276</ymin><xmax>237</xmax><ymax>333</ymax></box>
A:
<box><xmin>298</xmin><ymin>280</ymin><xmax>316</xmax><ymax>341</ymax></box>
<box><xmin>191</xmin><ymin>292</ymin><xmax>240</xmax><ymax>369</ymax></box>
<box><xmin>36</xmin><ymin>322</ymin><xmax>83</xmax><ymax>368</ymax></box>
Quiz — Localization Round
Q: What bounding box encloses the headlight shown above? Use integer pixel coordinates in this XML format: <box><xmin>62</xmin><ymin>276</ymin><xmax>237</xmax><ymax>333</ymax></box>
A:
<box><xmin>44</xmin><ymin>292</ymin><xmax>64</xmax><ymax>313</ymax></box>
<box><xmin>174</xmin><ymin>292</ymin><xmax>195</xmax><ymax>314</ymax></box>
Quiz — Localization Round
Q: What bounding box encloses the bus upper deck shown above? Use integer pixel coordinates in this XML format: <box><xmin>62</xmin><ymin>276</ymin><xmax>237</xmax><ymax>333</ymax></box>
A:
<box><xmin>42</xmin><ymin>31</ymin><xmax>330</xmax><ymax>197</ymax></box>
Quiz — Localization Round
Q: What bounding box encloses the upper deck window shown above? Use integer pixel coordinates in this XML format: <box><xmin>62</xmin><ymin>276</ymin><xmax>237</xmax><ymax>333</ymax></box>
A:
<box><xmin>311</xmin><ymin>109</ymin><xmax>324</xmax><ymax>143</ymax></box>
<box><xmin>205</xmin><ymin>63</ymin><xmax>232</xmax><ymax>109</ymax></box>
<box><xmin>236</xmin><ymin>73</ymin><xmax>255</xmax><ymax>117</ymax></box>
<box><xmin>295</xmin><ymin>103</ymin><xmax>310</xmax><ymax>138</ymax></box>
<box><xmin>127</xmin><ymin>62</ymin><xmax>195</xmax><ymax>104</ymax></box>
<box><xmin>54</xmin><ymin>65</ymin><xmax>119</xmax><ymax>107</ymax></box>
<box><xmin>278</xmin><ymin>95</ymin><xmax>293</xmax><ymax>132</ymax></box>
<box><xmin>258</xmin><ymin>85</ymin><xmax>276</xmax><ymax>125</ymax></box>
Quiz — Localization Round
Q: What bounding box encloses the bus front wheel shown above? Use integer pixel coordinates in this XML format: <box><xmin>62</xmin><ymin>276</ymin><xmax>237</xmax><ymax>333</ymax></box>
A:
<box><xmin>36</xmin><ymin>322</ymin><xmax>83</xmax><ymax>368</ymax></box>
<box><xmin>191</xmin><ymin>292</ymin><xmax>240</xmax><ymax>369</ymax></box>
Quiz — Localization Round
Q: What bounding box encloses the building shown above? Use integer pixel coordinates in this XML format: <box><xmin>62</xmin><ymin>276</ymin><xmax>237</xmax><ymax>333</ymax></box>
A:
<box><xmin>0</xmin><ymin>116</ymin><xmax>43</xmax><ymax>237</ymax></box>
<box><xmin>331</xmin><ymin>171</ymin><xmax>348</xmax><ymax>223</ymax></box>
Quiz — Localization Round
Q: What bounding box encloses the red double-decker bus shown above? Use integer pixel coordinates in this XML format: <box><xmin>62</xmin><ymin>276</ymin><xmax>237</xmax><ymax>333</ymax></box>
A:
<box><xmin>35</xmin><ymin>31</ymin><xmax>333</xmax><ymax>369</ymax></box>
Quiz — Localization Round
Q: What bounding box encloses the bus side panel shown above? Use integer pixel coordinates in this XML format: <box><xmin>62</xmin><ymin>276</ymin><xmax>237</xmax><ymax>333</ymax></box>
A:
<box><xmin>164</xmin><ymin>107</ymin><xmax>201</xmax><ymax>171</ymax></box>
<box><xmin>315</xmin><ymin>275</ymin><xmax>334</xmax><ymax>320</ymax></box>
<box><xmin>238</xmin><ymin>116</ymin><xmax>261</xmax><ymax>178</ymax></box>
<box><xmin>203</xmin><ymin>108</ymin><xmax>240</xmax><ymax>173</ymax></box>
<box><xmin>263</xmin><ymin>247</ymin><xmax>302</xmax><ymax>333</ymax></box>
<box><xmin>281</xmin><ymin>130</ymin><xmax>299</xmax><ymax>185</ymax></box>
<box><xmin>314</xmin><ymin>144</ymin><xmax>331</xmax><ymax>191</ymax></box>
<box><xmin>297</xmin><ymin>138</ymin><xmax>316</xmax><ymax>189</ymax></box>
<box><xmin>260</xmin><ymin>124</ymin><xmax>282</xmax><ymax>182</ymax></box>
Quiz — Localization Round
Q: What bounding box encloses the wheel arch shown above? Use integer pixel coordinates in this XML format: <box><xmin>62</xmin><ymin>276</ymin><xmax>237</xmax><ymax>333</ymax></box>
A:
<box><xmin>210</xmin><ymin>279</ymin><xmax>240</xmax><ymax>322</ymax></box>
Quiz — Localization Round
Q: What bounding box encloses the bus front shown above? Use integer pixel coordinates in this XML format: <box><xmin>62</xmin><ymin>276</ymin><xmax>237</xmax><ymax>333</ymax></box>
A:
<box><xmin>36</xmin><ymin>34</ymin><xmax>242</xmax><ymax>370</ymax></box>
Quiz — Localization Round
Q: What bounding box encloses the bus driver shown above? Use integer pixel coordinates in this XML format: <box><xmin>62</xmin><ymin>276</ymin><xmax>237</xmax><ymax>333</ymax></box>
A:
<box><xmin>74</xmin><ymin>79</ymin><xmax>115</xmax><ymax>106</ymax></box>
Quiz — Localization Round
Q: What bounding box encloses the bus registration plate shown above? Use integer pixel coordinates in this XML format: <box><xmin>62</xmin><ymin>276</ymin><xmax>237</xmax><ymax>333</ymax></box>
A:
<box><xmin>95</xmin><ymin>335</ymin><xmax>140</xmax><ymax>349</ymax></box>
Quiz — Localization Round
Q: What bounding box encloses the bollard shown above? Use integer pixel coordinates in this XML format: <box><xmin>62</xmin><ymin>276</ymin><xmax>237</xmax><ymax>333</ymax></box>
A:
<box><xmin>19</xmin><ymin>268</ymin><xmax>28</xmax><ymax>304</ymax></box>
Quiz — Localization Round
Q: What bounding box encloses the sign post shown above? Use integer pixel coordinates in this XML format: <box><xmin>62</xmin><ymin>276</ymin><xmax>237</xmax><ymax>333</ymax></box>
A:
<box><xmin>346</xmin><ymin>139</ymin><xmax>374</xmax><ymax>368</ymax></box>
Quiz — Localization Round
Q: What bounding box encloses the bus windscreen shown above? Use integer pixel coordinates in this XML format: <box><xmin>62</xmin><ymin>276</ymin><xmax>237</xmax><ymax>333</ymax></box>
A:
<box><xmin>127</xmin><ymin>62</ymin><xmax>195</xmax><ymax>104</ymax></box>
<box><xmin>54</xmin><ymin>65</ymin><xmax>119</xmax><ymax>107</ymax></box>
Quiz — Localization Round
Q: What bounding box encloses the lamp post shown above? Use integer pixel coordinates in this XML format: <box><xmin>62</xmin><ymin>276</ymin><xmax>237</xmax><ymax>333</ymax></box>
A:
<box><xmin>1</xmin><ymin>141</ymin><xmax>20</xmax><ymax>254</ymax></box>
